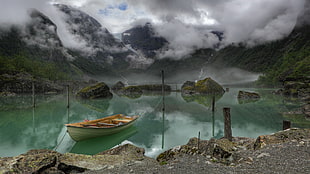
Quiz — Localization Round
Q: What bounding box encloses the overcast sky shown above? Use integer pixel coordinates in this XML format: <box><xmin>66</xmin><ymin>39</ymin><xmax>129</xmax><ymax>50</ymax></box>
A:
<box><xmin>0</xmin><ymin>0</ymin><xmax>308</xmax><ymax>58</ymax></box>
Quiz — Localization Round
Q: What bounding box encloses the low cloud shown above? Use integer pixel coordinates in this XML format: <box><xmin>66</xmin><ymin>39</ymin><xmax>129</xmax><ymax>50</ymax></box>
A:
<box><xmin>153</xmin><ymin>20</ymin><xmax>219</xmax><ymax>59</ymax></box>
<box><xmin>0</xmin><ymin>0</ymin><xmax>309</xmax><ymax>61</ymax></box>
<box><xmin>0</xmin><ymin>0</ymin><xmax>93</xmax><ymax>54</ymax></box>
<box><xmin>128</xmin><ymin>0</ymin><xmax>307</xmax><ymax>59</ymax></box>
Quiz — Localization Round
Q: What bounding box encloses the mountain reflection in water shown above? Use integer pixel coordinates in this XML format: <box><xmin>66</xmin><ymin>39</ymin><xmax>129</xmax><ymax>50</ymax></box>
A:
<box><xmin>0</xmin><ymin>88</ymin><xmax>304</xmax><ymax>158</ymax></box>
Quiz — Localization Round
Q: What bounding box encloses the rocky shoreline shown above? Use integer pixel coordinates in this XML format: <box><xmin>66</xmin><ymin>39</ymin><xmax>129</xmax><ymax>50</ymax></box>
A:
<box><xmin>1</xmin><ymin>128</ymin><xmax>309</xmax><ymax>174</ymax></box>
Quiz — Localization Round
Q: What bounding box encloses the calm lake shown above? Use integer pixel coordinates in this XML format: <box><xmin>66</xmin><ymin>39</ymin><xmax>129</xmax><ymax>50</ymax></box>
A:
<box><xmin>0</xmin><ymin>88</ymin><xmax>306</xmax><ymax>158</ymax></box>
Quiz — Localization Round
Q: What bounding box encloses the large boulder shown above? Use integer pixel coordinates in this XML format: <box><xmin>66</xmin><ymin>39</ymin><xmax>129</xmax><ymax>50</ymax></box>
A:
<box><xmin>76</xmin><ymin>82</ymin><xmax>112</xmax><ymax>99</ymax></box>
<box><xmin>181</xmin><ymin>81</ymin><xmax>196</xmax><ymax>94</ymax></box>
<box><xmin>0</xmin><ymin>144</ymin><xmax>156</xmax><ymax>173</ymax></box>
<box><xmin>238</xmin><ymin>91</ymin><xmax>260</xmax><ymax>99</ymax></box>
<box><xmin>156</xmin><ymin>137</ymin><xmax>251</xmax><ymax>165</ymax></box>
<box><xmin>282</xmin><ymin>79</ymin><xmax>309</xmax><ymax>98</ymax></box>
<box><xmin>253</xmin><ymin>128</ymin><xmax>310</xmax><ymax>150</ymax></box>
<box><xmin>181</xmin><ymin>78</ymin><xmax>225</xmax><ymax>95</ymax></box>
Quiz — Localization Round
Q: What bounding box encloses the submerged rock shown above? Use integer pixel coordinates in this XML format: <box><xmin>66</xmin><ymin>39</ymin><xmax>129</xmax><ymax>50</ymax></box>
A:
<box><xmin>138</xmin><ymin>84</ymin><xmax>171</xmax><ymax>91</ymax></box>
<box><xmin>238</xmin><ymin>90</ymin><xmax>260</xmax><ymax>99</ymax></box>
<box><xmin>116</xmin><ymin>86</ymin><xmax>143</xmax><ymax>99</ymax></box>
<box><xmin>181</xmin><ymin>78</ymin><xmax>225</xmax><ymax>95</ymax></box>
<box><xmin>76</xmin><ymin>82</ymin><xmax>112</xmax><ymax>99</ymax></box>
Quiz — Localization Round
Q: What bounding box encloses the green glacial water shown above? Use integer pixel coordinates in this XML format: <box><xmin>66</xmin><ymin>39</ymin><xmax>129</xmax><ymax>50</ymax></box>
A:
<box><xmin>0</xmin><ymin>88</ymin><xmax>307</xmax><ymax>158</ymax></box>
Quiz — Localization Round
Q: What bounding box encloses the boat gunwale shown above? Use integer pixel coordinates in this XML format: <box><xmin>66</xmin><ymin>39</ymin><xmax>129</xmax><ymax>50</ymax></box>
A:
<box><xmin>65</xmin><ymin>115</ymin><xmax>139</xmax><ymax>130</ymax></box>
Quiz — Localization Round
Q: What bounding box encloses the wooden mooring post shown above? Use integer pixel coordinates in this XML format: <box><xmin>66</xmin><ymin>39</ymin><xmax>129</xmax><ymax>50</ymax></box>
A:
<box><xmin>197</xmin><ymin>131</ymin><xmax>200</xmax><ymax>150</ymax></box>
<box><xmin>283</xmin><ymin>120</ymin><xmax>291</xmax><ymax>130</ymax></box>
<box><xmin>67</xmin><ymin>85</ymin><xmax>70</xmax><ymax>108</ymax></box>
<box><xmin>212</xmin><ymin>95</ymin><xmax>215</xmax><ymax>112</ymax></box>
<box><xmin>223</xmin><ymin>107</ymin><xmax>232</xmax><ymax>141</ymax></box>
<box><xmin>161</xmin><ymin>70</ymin><xmax>165</xmax><ymax>149</ymax></box>
<box><xmin>32</xmin><ymin>82</ymin><xmax>36</xmax><ymax>108</ymax></box>
<box><xmin>226</xmin><ymin>88</ymin><xmax>229</xmax><ymax>92</ymax></box>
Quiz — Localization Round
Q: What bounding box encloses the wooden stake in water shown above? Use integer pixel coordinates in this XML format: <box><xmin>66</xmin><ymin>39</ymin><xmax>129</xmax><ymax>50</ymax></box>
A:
<box><xmin>212</xmin><ymin>95</ymin><xmax>215</xmax><ymax>112</ymax></box>
<box><xmin>67</xmin><ymin>107</ymin><xmax>70</xmax><ymax>124</ymax></box>
<box><xmin>32</xmin><ymin>107</ymin><xmax>35</xmax><ymax>133</ymax></box>
<box><xmin>283</xmin><ymin>120</ymin><xmax>291</xmax><ymax>130</ymax></box>
<box><xmin>223</xmin><ymin>107</ymin><xmax>232</xmax><ymax>141</ymax></box>
<box><xmin>32</xmin><ymin>82</ymin><xmax>35</xmax><ymax>108</ymax></box>
<box><xmin>162</xmin><ymin>70</ymin><xmax>165</xmax><ymax>112</ymax></box>
<box><xmin>197</xmin><ymin>131</ymin><xmax>200</xmax><ymax>150</ymax></box>
<box><xmin>67</xmin><ymin>85</ymin><xmax>70</xmax><ymax>108</ymax></box>
<box><xmin>161</xmin><ymin>70</ymin><xmax>165</xmax><ymax>149</ymax></box>
<box><xmin>212</xmin><ymin>112</ymin><xmax>215</xmax><ymax>137</ymax></box>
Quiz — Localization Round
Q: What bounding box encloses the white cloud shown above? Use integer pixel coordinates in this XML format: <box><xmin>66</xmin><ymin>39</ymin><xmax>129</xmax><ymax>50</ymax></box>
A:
<box><xmin>154</xmin><ymin>20</ymin><xmax>219</xmax><ymax>59</ymax></box>
<box><xmin>0</xmin><ymin>0</ymin><xmax>308</xmax><ymax>59</ymax></box>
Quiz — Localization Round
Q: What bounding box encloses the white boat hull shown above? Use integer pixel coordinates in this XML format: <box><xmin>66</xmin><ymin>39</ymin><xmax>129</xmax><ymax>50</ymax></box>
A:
<box><xmin>66</xmin><ymin>117</ymin><xmax>138</xmax><ymax>141</ymax></box>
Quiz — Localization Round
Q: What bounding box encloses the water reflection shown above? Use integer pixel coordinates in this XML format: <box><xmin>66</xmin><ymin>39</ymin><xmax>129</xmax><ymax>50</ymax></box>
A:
<box><xmin>238</xmin><ymin>98</ymin><xmax>260</xmax><ymax>104</ymax></box>
<box><xmin>70</xmin><ymin>126</ymin><xmax>137</xmax><ymax>155</ymax></box>
<box><xmin>76</xmin><ymin>98</ymin><xmax>111</xmax><ymax>113</ymax></box>
<box><xmin>181</xmin><ymin>93</ymin><xmax>224</xmax><ymax>109</ymax></box>
<box><xmin>0</xmin><ymin>88</ymin><xmax>307</xmax><ymax>158</ymax></box>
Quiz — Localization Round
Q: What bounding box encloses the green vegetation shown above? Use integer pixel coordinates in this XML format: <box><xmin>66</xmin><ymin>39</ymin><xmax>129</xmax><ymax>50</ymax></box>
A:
<box><xmin>209</xmin><ymin>25</ymin><xmax>310</xmax><ymax>87</ymax></box>
<box><xmin>0</xmin><ymin>54</ymin><xmax>68</xmax><ymax>80</ymax></box>
<box><xmin>78</xmin><ymin>82</ymin><xmax>107</xmax><ymax>93</ymax></box>
<box><xmin>257</xmin><ymin>46</ymin><xmax>310</xmax><ymax>87</ymax></box>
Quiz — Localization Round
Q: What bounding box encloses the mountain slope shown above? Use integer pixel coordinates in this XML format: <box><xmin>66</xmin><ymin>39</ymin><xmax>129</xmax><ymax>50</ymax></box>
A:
<box><xmin>56</xmin><ymin>4</ymin><xmax>141</xmax><ymax>75</ymax></box>
<box><xmin>0</xmin><ymin>5</ymin><xmax>146</xmax><ymax>80</ymax></box>
<box><xmin>0</xmin><ymin>9</ymin><xmax>77</xmax><ymax>80</ymax></box>
<box><xmin>122</xmin><ymin>23</ymin><xmax>168</xmax><ymax>58</ymax></box>
<box><xmin>138</xmin><ymin>24</ymin><xmax>310</xmax><ymax>85</ymax></box>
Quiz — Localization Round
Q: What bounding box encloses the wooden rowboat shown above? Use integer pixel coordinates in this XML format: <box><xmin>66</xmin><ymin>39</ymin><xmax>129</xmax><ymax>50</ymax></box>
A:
<box><xmin>65</xmin><ymin>114</ymin><xmax>139</xmax><ymax>141</ymax></box>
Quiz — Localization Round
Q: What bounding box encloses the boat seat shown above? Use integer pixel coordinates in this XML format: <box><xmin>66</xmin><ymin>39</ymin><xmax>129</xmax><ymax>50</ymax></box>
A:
<box><xmin>97</xmin><ymin>122</ymin><xmax>116</xmax><ymax>126</ymax></box>
<box><xmin>112</xmin><ymin>119</ymin><xmax>131</xmax><ymax>123</ymax></box>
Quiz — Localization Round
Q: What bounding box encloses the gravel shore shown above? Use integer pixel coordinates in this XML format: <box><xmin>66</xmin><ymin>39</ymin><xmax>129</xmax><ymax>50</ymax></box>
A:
<box><xmin>1</xmin><ymin>129</ymin><xmax>309</xmax><ymax>173</ymax></box>
<box><xmin>85</xmin><ymin>139</ymin><xmax>310</xmax><ymax>174</ymax></box>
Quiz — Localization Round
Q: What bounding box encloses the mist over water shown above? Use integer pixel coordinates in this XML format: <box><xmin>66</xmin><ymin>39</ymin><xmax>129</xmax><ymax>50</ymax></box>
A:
<box><xmin>95</xmin><ymin>67</ymin><xmax>260</xmax><ymax>86</ymax></box>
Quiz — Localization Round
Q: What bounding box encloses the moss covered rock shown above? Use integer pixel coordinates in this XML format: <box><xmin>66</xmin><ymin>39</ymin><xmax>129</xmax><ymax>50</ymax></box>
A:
<box><xmin>181</xmin><ymin>81</ymin><xmax>196</xmax><ymax>94</ymax></box>
<box><xmin>254</xmin><ymin>128</ymin><xmax>310</xmax><ymax>150</ymax></box>
<box><xmin>195</xmin><ymin>78</ymin><xmax>225</xmax><ymax>94</ymax></box>
<box><xmin>237</xmin><ymin>91</ymin><xmax>260</xmax><ymax>104</ymax></box>
<box><xmin>181</xmin><ymin>78</ymin><xmax>225</xmax><ymax>95</ymax></box>
<box><xmin>76</xmin><ymin>82</ymin><xmax>112</xmax><ymax>99</ymax></box>
<box><xmin>120</xmin><ymin>86</ymin><xmax>142</xmax><ymax>94</ymax></box>
<box><xmin>0</xmin><ymin>144</ymin><xmax>155</xmax><ymax>173</ymax></box>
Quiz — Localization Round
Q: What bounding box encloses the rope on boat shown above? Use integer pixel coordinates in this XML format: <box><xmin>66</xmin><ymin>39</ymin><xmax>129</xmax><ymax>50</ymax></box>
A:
<box><xmin>53</xmin><ymin>130</ymin><xmax>67</xmax><ymax>151</ymax></box>
<box><xmin>154</xmin><ymin>97</ymin><xmax>163</xmax><ymax>111</ymax></box>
